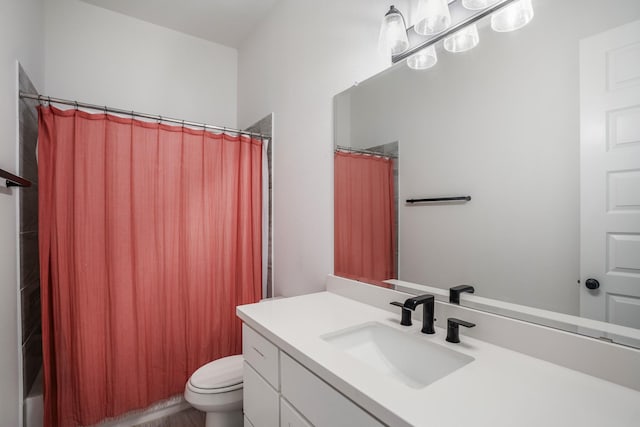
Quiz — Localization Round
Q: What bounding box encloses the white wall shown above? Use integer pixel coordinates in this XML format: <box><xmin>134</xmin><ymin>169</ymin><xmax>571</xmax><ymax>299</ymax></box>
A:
<box><xmin>0</xmin><ymin>1</ymin><xmax>239</xmax><ymax>423</ymax></box>
<box><xmin>237</xmin><ymin>0</ymin><xmax>407</xmax><ymax>296</ymax></box>
<box><xmin>237</xmin><ymin>0</ymin><xmax>640</xmax><ymax>313</ymax></box>
<box><xmin>0</xmin><ymin>0</ymin><xmax>44</xmax><ymax>424</ymax></box>
<box><xmin>44</xmin><ymin>0</ymin><xmax>238</xmax><ymax>127</ymax></box>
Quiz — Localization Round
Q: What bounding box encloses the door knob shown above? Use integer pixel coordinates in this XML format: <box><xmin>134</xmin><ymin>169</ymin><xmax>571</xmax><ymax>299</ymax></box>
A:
<box><xmin>585</xmin><ymin>278</ymin><xmax>600</xmax><ymax>290</ymax></box>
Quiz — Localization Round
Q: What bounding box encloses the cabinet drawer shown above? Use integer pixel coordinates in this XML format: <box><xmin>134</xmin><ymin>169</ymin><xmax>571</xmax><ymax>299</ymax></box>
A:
<box><xmin>243</xmin><ymin>324</ymin><xmax>279</xmax><ymax>389</ymax></box>
<box><xmin>280</xmin><ymin>353</ymin><xmax>384</xmax><ymax>427</ymax></box>
<box><xmin>244</xmin><ymin>362</ymin><xmax>279</xmax><ymax>427</ymax></box>
<box><xmin>280</xmin><ymin>398</ymin><xmax>311</xmax><ymax>427</ymax></box>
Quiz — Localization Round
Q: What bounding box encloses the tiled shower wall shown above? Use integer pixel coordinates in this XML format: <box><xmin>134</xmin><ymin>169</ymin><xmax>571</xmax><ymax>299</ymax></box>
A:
<box><xmin>18</xmin><ymin>64</ymin><xmax>42</xmax><ymax>397</ymax></box>
<box><xmin>245</xmin><ymin>115</ymin><xmax>273</xmax><ymax>298</ymax></box>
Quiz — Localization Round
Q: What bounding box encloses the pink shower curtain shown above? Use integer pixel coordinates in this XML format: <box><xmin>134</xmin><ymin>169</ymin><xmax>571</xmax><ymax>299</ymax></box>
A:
<box><xmin>38</xmin><ymin>106</ymin><xmax>263</xmax><ymax>426</ymax></box>
<box><xmin>334</xmin><ymin>151</ymin><xmax>396</xmax><ymax>285</ymax></box>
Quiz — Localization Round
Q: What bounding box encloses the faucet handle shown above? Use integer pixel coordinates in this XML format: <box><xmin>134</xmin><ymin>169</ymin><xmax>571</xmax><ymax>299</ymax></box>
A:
<box><xmin>449</xmin><ymin>285</ymin><xmax>475</xmax><ymax>304</ymax></box>
<box><xmin>446</xmin><ymin>318</ymin><xmax>476</xmax><ymax>343</ymax></box>
<box><xmin>390</xmin><ymin>301</ymin><xmax>413</xmax><ymax>326</ymax></box>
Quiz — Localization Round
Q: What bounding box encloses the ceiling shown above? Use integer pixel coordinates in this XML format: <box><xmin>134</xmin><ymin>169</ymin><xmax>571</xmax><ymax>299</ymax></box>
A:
<box><xmin>80</xmin><ymin>0</ymin><xmax>278</xmax><ymax>48</ymax></box>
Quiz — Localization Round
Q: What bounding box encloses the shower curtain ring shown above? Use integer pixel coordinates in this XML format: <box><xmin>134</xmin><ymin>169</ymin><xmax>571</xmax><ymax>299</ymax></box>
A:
<box><xmin>182</xmin><ymin>119</ymin><xmax>185</xmax><ymax>129</ymax></box>
<box><xmin>74</xmin><ymin>101</ymin><xmax>78</xmax><ymax>110</ymax></box>
<box><xmin>104</xmin><ymin>105</ymin><xmax>107</xmax><ymax>114</ymax></box>
<box><xmin>158</xmin><ymin>115</ymin><xmax>162</xmax><ymax>124</ymax></box>
<box><xmin>47</xmin><ymin>96</ymin><xmax>51</xmax><ymax>106</ymax></box>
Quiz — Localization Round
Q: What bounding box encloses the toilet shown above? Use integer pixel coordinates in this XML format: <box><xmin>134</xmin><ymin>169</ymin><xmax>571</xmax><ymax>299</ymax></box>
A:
<box><xmin>184</xmin><ymin>355</ymin><xmax>244</xmax><ymax>427</ymax></box>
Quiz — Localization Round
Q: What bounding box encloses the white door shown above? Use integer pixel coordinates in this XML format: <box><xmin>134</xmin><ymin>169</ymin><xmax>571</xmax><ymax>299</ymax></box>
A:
<box><xmin>580</xmin><ymin>19</ymin><xmax>640</xmax><ymax>329</ymax></box>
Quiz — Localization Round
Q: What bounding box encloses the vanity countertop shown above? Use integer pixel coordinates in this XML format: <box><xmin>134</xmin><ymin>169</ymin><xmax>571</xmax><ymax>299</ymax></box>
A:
<box><xmin>237</xmin><ymin>291</ymin><xmax>640</xmax><ymax>427</ymax></box>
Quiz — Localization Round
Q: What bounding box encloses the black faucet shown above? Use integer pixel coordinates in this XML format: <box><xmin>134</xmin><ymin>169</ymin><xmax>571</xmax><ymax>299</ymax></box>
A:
<box><xmin>449</xmin><ymin>285</ymin><xmax>475</xmax><ymax>304</ymax></box>
<box><xmin>445</xmin><ymin>318</ymin><xmax>476</xmax><ymax>343</ymax></box>
<box><xmin>390</xmin><ymin>294</ymin><xmax>435</xmax><ymax>334</ymax></box>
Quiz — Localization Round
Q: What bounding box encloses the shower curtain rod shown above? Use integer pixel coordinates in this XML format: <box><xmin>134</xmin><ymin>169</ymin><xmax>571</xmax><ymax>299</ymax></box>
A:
<box><xmin>336</xmin><ymin>146</ymin><xmax>397</xmax><ymax>159</ymax></box>
<box><xmin>19</xmin><ymin>92</ymin><xmax>269</xmax><ymax>140</ymax></box>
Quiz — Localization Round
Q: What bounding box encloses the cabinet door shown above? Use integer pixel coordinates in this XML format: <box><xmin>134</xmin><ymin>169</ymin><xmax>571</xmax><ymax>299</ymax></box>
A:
<box><xmin>280</xmin><ymin>398</ymin><xmax>312</xmax><ymax>427</ymax></box>
<box><xmin>243</xmin><ymin>324</ymin><xmax>280</xmax><ymax>389</ymax></box>
<box><xmin>280</xmin><ymin>353</ymin><xmax>384</xmax><ymax>427</ymax></box>
<box><xmin>244</xmin><ymin>362</ymin><xmax>279</xmax><ymax>427</ymax></box>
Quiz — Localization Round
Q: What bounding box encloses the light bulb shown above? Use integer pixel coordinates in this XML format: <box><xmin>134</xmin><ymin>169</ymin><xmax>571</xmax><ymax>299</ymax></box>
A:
<box><xmin>378</xmin><ymin>5</ymin><xmax>409</xmax><ymax>56</ymax></box>
<box><xmin>491</xmin><ymin>0</ymin><xmax>534</xmax><ymax>32</ymax></box>
<box><xmin>444</xmin><ymin>24</ymin><xmax>480</xmax><ymax>53</ymax></box>
<box><xmin>415</xmin><ymin>0</ymin><xmax>452</xmax><ymax>36</ymax></box>
<box><xmin>407</xmin><ymin>45</ymin><xmax>438</xmax><ymax>70</ymax></box>
<box><xmin>462</xmin><ymin>0</ymin><xmax>501</xmax><ymax>10</ymax></box>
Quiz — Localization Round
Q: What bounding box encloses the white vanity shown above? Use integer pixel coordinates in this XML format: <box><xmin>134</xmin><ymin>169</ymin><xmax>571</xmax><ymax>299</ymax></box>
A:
<box><xmin>242</xmin><ymin>322</ymin><xmax>384</xmax><ymax>427</ymax></box>
<box><xmin>237</xmin><ymin>276</ymin><xmax>640</xmax><ymax>427</ymax></box>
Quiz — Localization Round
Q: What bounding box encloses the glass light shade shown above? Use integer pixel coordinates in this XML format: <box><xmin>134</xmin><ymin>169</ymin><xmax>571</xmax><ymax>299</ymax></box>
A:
<box><xmin>491</xmin><ymin>0</ymin><xmax>534</xmax><ymax>32</ymax></box>
<box><xmin>378</xmin><ymin>6</ymin><xmax>409</xmax><ymax>56</ymax></box>
<box><xmin>462</xmin><ymin>0</ymin><xmax>501</xmax><ymax>10</ymax></box>
<box><xmin>444</xmin><ymin>24</ymin><xmax>480</xmax><ymax>53</ymax></box>
<box><xmin>407</xmin><ymin>45</ymin><xmax>438</xmax><ymax>70</ymax></box>
<box><xmin>415</xmin><ymin>0</ymin><xmax>452</xmax><ymax>36</ymax></box>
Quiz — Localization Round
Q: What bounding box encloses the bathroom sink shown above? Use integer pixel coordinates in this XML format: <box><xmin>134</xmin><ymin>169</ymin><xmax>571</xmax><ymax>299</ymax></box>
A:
<box><xmin>322</xmin><ymin>322</ymin><xmax>474</xmax><ymax>389</ymax></box>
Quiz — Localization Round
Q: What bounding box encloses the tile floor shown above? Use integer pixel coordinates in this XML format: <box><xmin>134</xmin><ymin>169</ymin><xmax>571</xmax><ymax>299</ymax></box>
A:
<box><xmin>134</xmin><ymin>409</ymin><xmax>204</xmax><ymax>427</ymax></box>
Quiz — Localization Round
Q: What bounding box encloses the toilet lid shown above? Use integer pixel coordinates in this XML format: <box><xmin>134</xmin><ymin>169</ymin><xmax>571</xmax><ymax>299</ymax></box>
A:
<box><xmin>189</xmin><ymin>355</ymin><xmax>244</xmax><ymax>391</ymax></box>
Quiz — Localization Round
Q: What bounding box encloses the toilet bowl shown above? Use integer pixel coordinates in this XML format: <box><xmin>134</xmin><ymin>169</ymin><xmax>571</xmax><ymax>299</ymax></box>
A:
<box><xmin>184</xmin><ymin>355</ymin><xmax>244</xmax><ymax>427</ymax></box>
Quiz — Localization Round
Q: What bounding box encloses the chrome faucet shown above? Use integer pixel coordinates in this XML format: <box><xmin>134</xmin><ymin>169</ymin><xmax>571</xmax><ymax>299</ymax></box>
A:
<box><xmin>390</xmin><ymin>294</ymin><xmax>435</xmax><ymax>334</ymax></box>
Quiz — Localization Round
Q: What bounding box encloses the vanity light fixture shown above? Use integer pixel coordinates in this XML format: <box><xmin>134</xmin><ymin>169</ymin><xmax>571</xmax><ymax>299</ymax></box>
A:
<box><xmin>407</xmin><ymin>45</ymin><xmax>438</xmax><ymax>70</ymax></box>
<box><xmin>382</xmin><ymin>0</ymin><xmax>535</xmax><ymax>71</ymax></box>
<box><xmin>378</xmin><ymin>5</ymin><xmax>410</xmax><ymax>56</ymax></box>
<box><xmin>443</xmin><ymin>24</ymin><xmax>480</xmax><ymax>53</ymax></box>
<box><xmin>490</xmin><ymin>0</ymin><xmax>534</xmax><ymax>32</ymax></box>
<box><xmin>415</xmin><ymin>0</ymin><xmax>452</xmax><ymax>36</ymax></box>
<box><xmin>462</xmin><ymin>0</ymin><xmax>502</xmax><ymax>10</ymax></box>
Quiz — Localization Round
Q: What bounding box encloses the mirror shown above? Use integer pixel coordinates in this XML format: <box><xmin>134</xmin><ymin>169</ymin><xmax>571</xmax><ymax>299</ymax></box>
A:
<box><xmin>334</xmin><ymin>0</ymin><xmax>640</xmax><ymax>343</ymax></box>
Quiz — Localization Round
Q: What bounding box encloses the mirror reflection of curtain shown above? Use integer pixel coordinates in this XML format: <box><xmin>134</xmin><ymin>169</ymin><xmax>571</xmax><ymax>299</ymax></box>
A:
<box><xmin>334</xmin><ymin>151</ymin><xmax>396</xmax><ymax>286</ymax></box>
